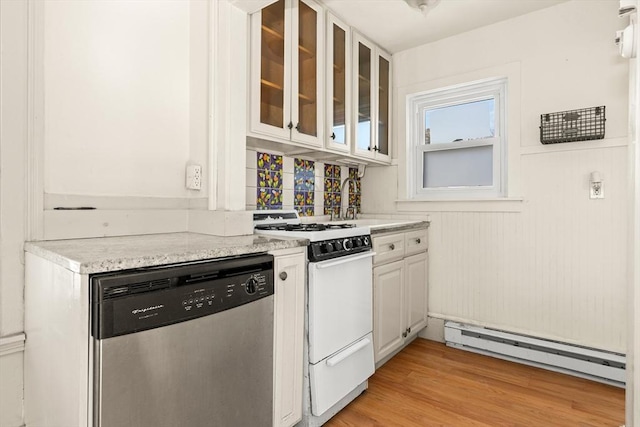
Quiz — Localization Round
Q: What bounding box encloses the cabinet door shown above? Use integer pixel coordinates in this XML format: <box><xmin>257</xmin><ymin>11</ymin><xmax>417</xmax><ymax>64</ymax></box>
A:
<box><xmin>352</xmin><ymin>32</ymin><xmax>375</xmax><ymax>159</ymax></box>
<box><xmin>325</xmin><ymin>12</ymin><xmax>350</xmax><ymax>153</ymax></box>
<box><xmin>290</xmin><ymin>0</ymin><xmax>323</xmax><ymax>146</ymax></box>
<box><xmin>373</xmin><ymin>260</ymin><xmax>405</xmax><ymax>363</ymax></box>
<box><xmin>273</xmin><ymin>252</ymin><xmax>305</xmax><ymax>427</ymax></box>
<box><xmin>404</xmin><ymin>252</ymin><xmax>428</xmax><ymax>339</ymax></box>
<box><xmin>251</xmin><ymin>0</ymin><xmax>292</xmax><ymax>140</ymax></box>
<box><xmin>375</xmin><ymin>49</ymin><xmax>392</xmax><ymax>163</ymax></box>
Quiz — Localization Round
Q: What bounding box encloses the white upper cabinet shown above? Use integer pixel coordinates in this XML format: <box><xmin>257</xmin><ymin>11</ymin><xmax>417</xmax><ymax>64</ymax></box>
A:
<box><xmin>249</xmin><ymin>2</ymin><xmax>392</xmax><ymax>164</ymax></box>
<box><xmin>352</xmin><ymin>31</ymin><xmax>391</xmax><ymax>163</ymax></box>
<box><xmin>325</xmin><ymin>12</ymin><xmax>351</xmax><ymax>153</ymax></box>
<box><xmin>230</xmin><ymin>0</ymin><xmax>278</xmax><ymax>14</ymax></box>
<box><xmin>250</xmin><ymin>0</ymin><xmax>324</xmax><ymax>147</ymax></box>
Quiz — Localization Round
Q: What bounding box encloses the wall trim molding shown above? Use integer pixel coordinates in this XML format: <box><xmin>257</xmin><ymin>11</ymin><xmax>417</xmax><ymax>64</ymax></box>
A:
<box><xmin>0</xmin><ymin>333</ymin><xmax>26</xmax><ymax>357</ymax></box>
<box><xmin>26</xmin><ymin>0</ymin><xmax>45</xmax><ymax>241</ymax></box>
<box><xmin>207</xmin><ymin>0</ymin><xmax>218</xmax><ymax>210</ymax></box>
<box><xmin>44</xmin><ymin>194</ymin><xmax>208</xmax><ymax>210</ymax></box>
<box><xmin>520</xmin><ymin>137</ymin><xmax>628</xmax><ymax>156</ymax></box>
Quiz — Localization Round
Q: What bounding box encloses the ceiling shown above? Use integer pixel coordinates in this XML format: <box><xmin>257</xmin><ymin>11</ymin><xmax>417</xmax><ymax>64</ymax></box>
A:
<box><xmin>322</xmin><ymin>0</ymin><xmax>570</xmax><ymax>53</ymax></box>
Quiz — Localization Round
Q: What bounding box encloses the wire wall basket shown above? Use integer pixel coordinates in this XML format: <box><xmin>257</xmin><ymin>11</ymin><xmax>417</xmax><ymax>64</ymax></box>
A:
<box><xmin>539</xmin><ymin>106</ymin><xmax>606</xmax><ymax>144</ymax></box>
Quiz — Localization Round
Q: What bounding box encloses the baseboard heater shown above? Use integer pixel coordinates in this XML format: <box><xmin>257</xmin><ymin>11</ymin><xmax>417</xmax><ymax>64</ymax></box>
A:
<box><xmin>444</xmin><ymin>321</ymin><xmax>625</xmax><ymax>387</ymax></box>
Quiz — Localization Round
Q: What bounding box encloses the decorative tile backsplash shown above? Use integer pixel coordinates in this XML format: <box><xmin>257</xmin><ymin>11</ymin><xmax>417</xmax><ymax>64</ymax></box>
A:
<box><xmin>323</xmin><ymin>164</ymin><xmax>342</xmax><ymax>216</ymax></box>
<box><xmin>348</xmin><ymin>167</ymin><xmax>362</xmax><ymax>215</ymax></box>
<box><xmin>294</xmin><ymin>159</ymin><xmax>315</xmax><ymax>216</ymax></box>
<box><xmin>256</xmin><ymin>152</ymin><xmax>283</xmax><ymax>210</ymax></box>
<box><xmin>247</xmin><ymin>149</ymin><xmax>363</xmax><ymax>217</ymax></box>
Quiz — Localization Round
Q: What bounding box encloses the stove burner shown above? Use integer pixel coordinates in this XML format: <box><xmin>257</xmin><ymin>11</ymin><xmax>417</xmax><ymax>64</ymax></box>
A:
<box><xmin>255</xmin><ymin>223</ymin><xmax>356</xmax><ymax>232</ymax></box>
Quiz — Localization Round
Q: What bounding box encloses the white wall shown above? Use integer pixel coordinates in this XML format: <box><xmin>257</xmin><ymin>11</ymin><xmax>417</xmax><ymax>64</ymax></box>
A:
<box><xmin>363</xmin><ymin>0</ymin><xmax>629</xmax><ymax>352</ymax></box>
<box><xmin>0</xmin><ymin>1</ymin><xmax>28</xmax><ymax>426</ymax></box>
<box><xmin>43</xmin><ymin>0</ymin><xmax>205</xmax><ymax>199</ymax></box>
<box><xmin>38</xmin><ymin>0</ymin><xmax>252</xmax><ymax>239</ymax></box>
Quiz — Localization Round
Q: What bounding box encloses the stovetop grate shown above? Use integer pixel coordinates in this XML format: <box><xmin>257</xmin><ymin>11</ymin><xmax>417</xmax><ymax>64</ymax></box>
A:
<box><xmin>255</xmin><ymin>223</ymin><xmax>356</xmax><ymax>232</ymax></box>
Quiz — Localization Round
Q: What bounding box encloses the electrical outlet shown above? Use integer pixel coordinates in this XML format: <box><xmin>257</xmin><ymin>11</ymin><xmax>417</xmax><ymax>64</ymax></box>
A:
<box><xmin>186</xmin><ymin>165</ymin><xmax>202</xmax><ymax>190</ymax></box>
<box><xmin>590</xmin><ymin>181</ymin><xmax>604</xmax><ymax>199</ymax></box>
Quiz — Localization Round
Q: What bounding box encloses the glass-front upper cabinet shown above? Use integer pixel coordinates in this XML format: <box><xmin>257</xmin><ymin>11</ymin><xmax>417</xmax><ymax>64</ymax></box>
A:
<box><xmin>325</xmin><ymin>12</ymin><xmax>350</xmax><ymax>153</ymax></box>
<box><xmin>352</xmin><ymin>31</ymin><xmax>391</xmax><ymax>163</ymax></box>
<box><xmin>377</xmin><ymin>51</ymin><xmax>391</xmax><ymax>160</ymax></box>
<box><xmin>250</xmin><ymin>0</ymin><xmax>324</xmax><ymax>147</ymax></box>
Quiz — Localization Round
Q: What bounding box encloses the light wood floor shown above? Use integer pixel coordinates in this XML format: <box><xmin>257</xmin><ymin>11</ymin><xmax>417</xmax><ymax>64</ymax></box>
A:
<box><xmin>325</xmin><ymin>338</ymin><xmax>625</xmax><ymax>427</ymax></box>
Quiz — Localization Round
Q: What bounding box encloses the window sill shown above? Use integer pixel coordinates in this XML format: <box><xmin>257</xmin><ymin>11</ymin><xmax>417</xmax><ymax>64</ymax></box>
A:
<box><xmin>396</xmin><ymin>197</ymin><xmax>524</xmax><ymax>213</ymax></box>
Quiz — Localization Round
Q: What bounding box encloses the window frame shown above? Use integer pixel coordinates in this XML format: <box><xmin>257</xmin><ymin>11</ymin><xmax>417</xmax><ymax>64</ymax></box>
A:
<box><xmin>407</xmin><ymin>77</ymin><xmax>507</xmax><ymax>200</ymax></box>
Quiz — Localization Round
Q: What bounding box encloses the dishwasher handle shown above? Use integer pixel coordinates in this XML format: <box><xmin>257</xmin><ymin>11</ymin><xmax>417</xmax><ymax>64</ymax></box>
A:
<box><xmin>315</xmin><ymin>252</ymin><xmax>376</xmax><ymax>269</ymax></box>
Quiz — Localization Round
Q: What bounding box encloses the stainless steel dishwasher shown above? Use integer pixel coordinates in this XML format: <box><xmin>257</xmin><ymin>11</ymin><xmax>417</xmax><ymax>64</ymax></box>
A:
<box><xmin>90</xmin><ymin>254</ymin><xmax>274</xmax><ymax>427</ymax></box>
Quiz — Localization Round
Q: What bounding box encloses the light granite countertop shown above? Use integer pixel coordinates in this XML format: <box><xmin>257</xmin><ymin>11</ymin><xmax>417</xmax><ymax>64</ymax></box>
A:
<box><xmin>368</xmin><ymin>220</ymin><xmax>429</xmax><ymax>235</ymax></box>
<box><xmin>24</xmin><ymin>232</ymin><xmax>309</xmax><ymax>274</ymax></box>
<box><xmin>326</xmin><ymin>218</ymin><xmax>430</xmax><ymax>235</ymax></box>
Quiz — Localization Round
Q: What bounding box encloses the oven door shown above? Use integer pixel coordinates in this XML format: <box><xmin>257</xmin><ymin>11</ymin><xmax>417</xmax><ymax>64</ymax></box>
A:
<box><xmin>308</xmin><ymin>251</ymin><xmax>375</xmax><ymax>364</ymax></box>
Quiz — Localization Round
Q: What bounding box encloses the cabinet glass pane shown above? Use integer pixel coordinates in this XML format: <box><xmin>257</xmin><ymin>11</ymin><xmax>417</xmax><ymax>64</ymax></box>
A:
<box><xmin>298</xmin><ymin>1</ymin><xmax>317</xmax><ymax>137</ymax></box>
<box><xmin>357</xmin><ymin>42</ymin><xmax>371</xmax><ymax>151</ymax></box>
<box><xmin>260</xmin><ymin>0</ymin><xmax>285</xmax><ymax>128</ymax></box>
<box><xmin>378</xmin><ymin>57</ymin><xmax>390</xmax><ymax>156</ymax></box>
<box><xmin>332</xmin><ymin>24</ymin><xmax>346</xmax><ymax>145</ymax></box>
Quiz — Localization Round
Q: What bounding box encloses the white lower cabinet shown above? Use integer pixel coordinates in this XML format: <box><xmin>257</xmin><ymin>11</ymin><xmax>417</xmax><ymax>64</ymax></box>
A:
<box><xmin>271</xmin><ymin>248</ymin><xmax>306</xmax><ymax>427</ymax></box>
<box><xmin>373</xmin><ymin>260</ymin><xmax>405</xmax><ymax>361</ymax></box>
<box><xmin>372</xmin><ymin>229</ymin><xmax>428</xmax><ymax>366</ymax></box>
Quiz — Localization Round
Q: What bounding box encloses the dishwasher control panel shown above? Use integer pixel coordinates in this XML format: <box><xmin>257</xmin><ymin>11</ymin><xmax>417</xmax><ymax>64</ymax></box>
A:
<box><xmin>91</xmin><ymin>254</ymin><xmax>274</xmax><ymax>339</ymax></box>
<box><xmin>180</xmin><ymin>272</ymin><xmax>270</xmax><ymax>313</ymax></box>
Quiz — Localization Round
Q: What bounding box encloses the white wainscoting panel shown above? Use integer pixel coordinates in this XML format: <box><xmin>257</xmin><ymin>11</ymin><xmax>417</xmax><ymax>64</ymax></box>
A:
<box><xmin>427</xmin><ymin>146</ymin><xmax>628</xmax><ymax>353</ymax></box>
<box><xmin>0</xmin><ymin>350</ymin><xmax>24</xmax><ymax>427</ymax></box>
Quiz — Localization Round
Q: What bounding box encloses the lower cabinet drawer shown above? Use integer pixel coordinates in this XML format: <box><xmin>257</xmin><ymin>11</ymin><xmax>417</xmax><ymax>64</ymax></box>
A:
<box><xmin>405</xmin><ymin>229</ymin><xmax>428</xmax><ymax>256</ymax></box>
<box><xmin>373</xmin><ymin>233</ymin><xmax>405</xmax><ymax>266</ymax></box>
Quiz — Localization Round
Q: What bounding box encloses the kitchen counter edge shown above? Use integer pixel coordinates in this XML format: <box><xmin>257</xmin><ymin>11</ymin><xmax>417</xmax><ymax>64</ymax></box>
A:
<box><xmin>369</xmin><ymin>221</ymin><xmax>430</xmax><ymax>235</ymax></box>
<box><xmin>24</xmin><ymin>232</ymin><xmax>309</xmax><ymax>275</ymax></box>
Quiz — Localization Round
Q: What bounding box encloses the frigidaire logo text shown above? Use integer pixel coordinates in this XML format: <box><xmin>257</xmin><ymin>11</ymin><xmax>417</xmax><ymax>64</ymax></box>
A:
<box><xmin>132</xmin><ymin>304</ymin><xmax>164</xmax><ymax>315</ymax></box>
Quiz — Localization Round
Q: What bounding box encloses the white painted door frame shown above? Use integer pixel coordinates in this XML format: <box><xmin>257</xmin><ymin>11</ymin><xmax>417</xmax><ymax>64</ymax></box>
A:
<box><xmin>627</xmin><ymin>4</ymin><xmax>640</xmax><ymax>425</ymax></box>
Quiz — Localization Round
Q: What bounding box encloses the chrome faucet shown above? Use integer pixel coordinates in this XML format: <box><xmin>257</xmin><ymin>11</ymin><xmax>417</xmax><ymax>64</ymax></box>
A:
<box><xmin>340</xmin><ymin>177</ymin><xmax>358</xmax><ymax>220</ymax></box>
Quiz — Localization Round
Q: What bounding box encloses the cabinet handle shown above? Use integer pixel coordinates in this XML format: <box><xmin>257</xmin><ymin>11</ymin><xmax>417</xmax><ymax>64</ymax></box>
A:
<box><xmin>279</xmin><ymin>271</ymin><xmax>288</xmax><ymax>281</ymax></box>
<box><xmin>287</xmin><ymin>122</ymin><xmax>293</xmax><ymax>130</ymax></box>
<box><xmin>367</xmin><ymin>146</ymin><xmax>371</xmax><ymax>151</ymax></box>
<box><xmin>295</xmin><ymin>123</ymin><xmax>301</xmax><ymax>132</ymax></box>
<box><xmin>402</xmin><ymin>331</ymin><xmax>407</xmax><ymax>338</ymax></box>
<box><xmin>373</xmin><ymin>146</ymin><xmax>380</xmax><ymax>152</ymax></box>
<box><xmin>416</xmin><ymin>238</ymin><xmax>421</xmax><ymax>244</ymax></box>
<box><xmin>331</xmin><ymin>132</ymin><xmax>336</xmax><ymax>140</ymax></box>
<box><xmin>389</xmin><ymin>243</ymin><xmax>395</xmax><ymax>250</ymax></box>
<box><xmin>407</xmin><ymin>327</ymin><xmax>411</xmax><ymax>333</ymax></box>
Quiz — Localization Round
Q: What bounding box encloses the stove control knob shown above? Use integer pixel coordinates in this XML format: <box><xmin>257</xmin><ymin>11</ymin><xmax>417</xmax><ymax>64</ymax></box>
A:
<box><xmin>343</xmin><ymin>238</ymin><xmax>353</xmax><ymax>250</ymax></box>
<box><xmin>355</xmin><ymin>238</ymin><xmax>363</xmax><ymax>247</ymax></box>
<box><xmin>245</xmin><ymin>278</ymin><xmax>258</xmax><ymax>295</ymax></box>
<box><xmin>363</xmin><ymin>236</ymin><xmax>370</xmax><ymax>246</ymax></box>
<box><xmin>324</xmin><ymin>242</ymin><xmax>334</xmax><ymax>253</ymax></box>
<box><xmin>334</xmin><ymin>240</ymin><xmax>343</xmax><ymax>250</ymax></box>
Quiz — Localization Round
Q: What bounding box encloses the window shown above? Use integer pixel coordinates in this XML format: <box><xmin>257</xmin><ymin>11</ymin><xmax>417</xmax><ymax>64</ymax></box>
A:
<box><xmin>407</xmin><ymin>78</ymin><xmax>507</xmax><ymax>199</ymax></box>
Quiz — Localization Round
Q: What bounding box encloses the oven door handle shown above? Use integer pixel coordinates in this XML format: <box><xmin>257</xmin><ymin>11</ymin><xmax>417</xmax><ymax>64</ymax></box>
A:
<box><xmin>315</xmin><ymin>251</ymin><xmax>376</xmax><ymax>269</ymax></box>
<box><xmin>326</xmin><ymin>337</ymin><xmax>372</xmax><ymax>367</ymax></box>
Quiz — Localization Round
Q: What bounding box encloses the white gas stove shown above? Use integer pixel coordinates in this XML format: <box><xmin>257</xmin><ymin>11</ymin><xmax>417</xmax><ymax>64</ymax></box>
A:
<box><xmin>253</xmin><ymin>210</ymin><xmax>375</xmax><ymax>425</ymax></box>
